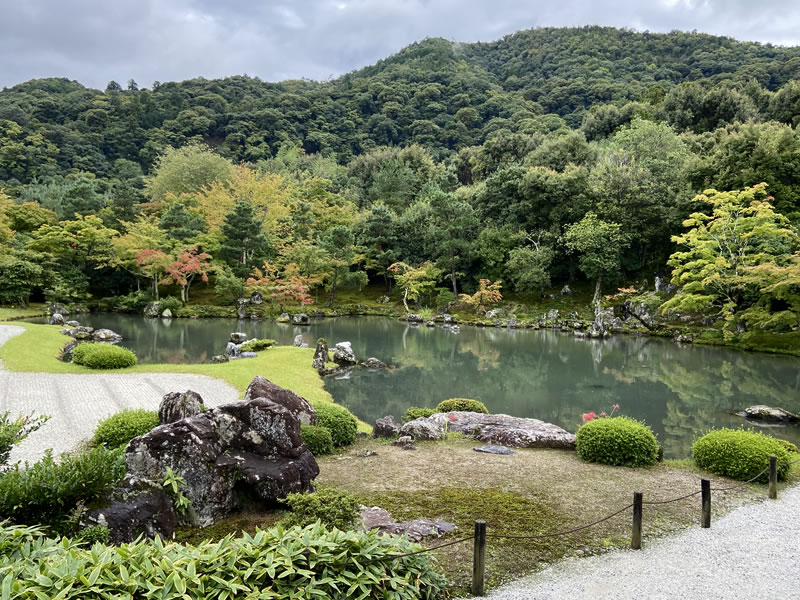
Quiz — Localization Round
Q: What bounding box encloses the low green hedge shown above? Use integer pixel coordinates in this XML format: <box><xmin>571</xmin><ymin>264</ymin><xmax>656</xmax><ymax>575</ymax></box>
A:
<box><xmin>301</xmin><ymin>424</ymin><xmax>334</xmax><ymax>456</ymax></box>
<box><xmin>404</xmin><ymin>407</ymin><xmax>436</xmax><ymax>422</ymax></box>
<box><xmin>312</xmin><ymin>402</ymin><xmax>358</xmax><ymax>447</ymax></box>
<box><xmin>0</xmin><ymin>447</ymin><xmax>125</xmax><ymax>535</ymax></box>
<box><xmin>0</xmin><ymin>522</ymin><xmax>447</xmax><ymax>599</ymax></box>
<box><xmin>435</xmin><ymin>398</ymin><xmax>488</xmax><ymax>414</ymax></box>
<box><xmin>692</xmin><ymin>429</ymin><xmax>793</xmax><ymax>483</ymax></box>
<box><xmin>281</xmin><ymin>488</ymin><xmax>360</xmax><ymax>530</ymax></box>
<box><xmin>240</xmin><ymin>338</ymin><xmax>277</xmax><ymax>352</ymax></box>
<box><xmin>72</xmin><ymin>343</ymin><xmax>137</xmax><ymax>369</ymax></box>
<box><xmin>576</xmin><ymin>416</ymin><xmax>659</xmax><ymax>467</ymax></box>
<box><xmin>93</xmin><ymin>409</ymin><xmax>160</xmax><ymax>449</ymax></box>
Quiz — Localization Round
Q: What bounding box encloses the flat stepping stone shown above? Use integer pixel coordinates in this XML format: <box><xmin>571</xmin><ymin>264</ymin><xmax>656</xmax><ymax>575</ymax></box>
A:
<box><xmin>473</xmin><ymin>444</ymin><xmax>516</xmax><ymax>455</ymax></box>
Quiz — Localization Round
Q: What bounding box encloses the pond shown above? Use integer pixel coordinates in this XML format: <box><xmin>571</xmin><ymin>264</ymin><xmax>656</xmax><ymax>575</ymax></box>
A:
<box><xmin>33</xmin><ymin>314</ymin><xmax>800</xmax><ymax>458</ymax></box>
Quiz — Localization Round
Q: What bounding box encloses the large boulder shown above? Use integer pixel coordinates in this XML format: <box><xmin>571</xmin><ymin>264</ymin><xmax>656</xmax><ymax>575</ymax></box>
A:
<box><xmin>292</xmin><ymin>313</ymin><xmax>310</xmax><ymax>325</ymax></box>
<box><xmin>49</xmin><ymin>313</ymin><xmax>65</xmax><ymax>326</ymax></box>
<box><xmin>401</xmin><ymin>412</ymin><xmax>576</xmax><ymax>449</ymax></box>
<box><xmin>161</xmin><ymin>308</ymin><xmax>173</xmax><ymax>319</ymax></box>
<box><xmin>312</xmin><ymin>338</ymin><xmax>329</xmax><ymax>370</ymax></box>
<box><xmin>250</xmin><ymin>291</ymin><xmax>263</xmax><ymax>305</ymax></box>
<box><xmin>159</xmin><ymin>390</ymin><xmax>206</xmax><ymax>424</ymax></box>
<box><xmin>362</xmin><ymin>357</ymin><xmax>388</xmax><ymax>369</ymax></box>
<box><xmin>243</xmin><ymin>376</ymin><xmax>316</xmax><ymax>425</ymax></box>
<box><xmin>58</xmin><ymin>340</ymin><xmax>80</xmax><ymax>362</ymax></box>
<box><xmin>144</xmin><ymin>302</ymin><xmax>161</xmax><ymax>317</ymax></box>
<box><xmin>230</xmin><ymin>332</ymin><xmax>249</xmax><ymax>344</ymax></box>
<box><xmin>47</xmin><ymin>303</ymin><xmax>69</xmax><ymax>316</ymax></box>
<box><xmin>117</xmin><ymin>393</ymin><xmax>319</xmax><ymax>534</ymax></box>
<box><xmin>69</xmin><ymin>326</ymin><xmax>95</xmax><ymax>340</ymax></box>
<box><xmin>373</xmin><ymin>415</ymin><xmax>401</xmax><ymax>438</ymax></box>
<box><xmin>332</xmin><ymin>341</ymin><xmax>357</xmax><ymax>366</ymax></box>
<box><xmin>93</xmin><ymin>328</ymin><xmax>123</xmax><ymax>343</ymax></box>
<box><xmin>225</xmin><ymin>341</ymin><xmax>241</xmax><ymax>359</ymax></box>
<box><xmin>293</xmin><ymin>334</ymin><xmax>305</xmax><ymax>347</ymax></box>
<box><xmin>738</xmin><ymin>405</ymin><xmax>800</xmax><ymax>424</ymax></box>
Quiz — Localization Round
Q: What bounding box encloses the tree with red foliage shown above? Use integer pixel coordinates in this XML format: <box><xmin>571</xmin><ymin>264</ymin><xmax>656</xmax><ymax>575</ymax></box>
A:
<box><xmin>161</xmin><ymin>247</ymin><xmax>212</xmax><ymax>302</ymax></box>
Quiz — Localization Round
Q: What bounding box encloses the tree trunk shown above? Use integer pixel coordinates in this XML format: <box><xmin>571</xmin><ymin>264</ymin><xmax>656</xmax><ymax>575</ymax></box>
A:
<box><xmin>451</xmin><ymin>267</ymin><xmax>458</xmax><ymax>296</ymax></box>
<box><xmin>402</xmin><ymin>288</ymin><xmax>410</xmax><ymax>314</ymax></box>
<box><xmin>328</xmin><ymin>271</ymin><xmax>338</xmax><ymax>307</ymax></box>
<box><xmin>593</xmin><ymin>276</ymin><xmax>603</xmax><ymax>307</ymax></box>
<box><xmin>384</xmin><ymin>273</ymin><xmax>391</xmax><ymax>292</ymax></box>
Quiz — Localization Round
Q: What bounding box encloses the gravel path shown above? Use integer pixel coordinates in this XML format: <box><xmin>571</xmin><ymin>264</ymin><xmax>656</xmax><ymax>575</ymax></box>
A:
<box><xmin>478</xmin><ymin>485</ymin><xmax>800</xmax><ymax>600</ymax></box>
<box><xmin>0</xmin><ymin>325</ymin><xmax>239</xmax><ymax>463</ymax></box>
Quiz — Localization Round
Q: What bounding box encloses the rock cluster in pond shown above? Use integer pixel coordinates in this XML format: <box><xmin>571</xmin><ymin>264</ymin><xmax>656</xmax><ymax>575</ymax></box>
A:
<box><xmin>312</xmin><ymin>338</ymin><xmax>329</xmax><ymax>370</ymax></box>
<box><xmin>86</xmin><ymin>378</ymin><xmax>320</xmax><ymax>542</ymax></box>
<box><xmin>49</xmin><ymin>313</ymin><xmax>65</xmax><ymax>325</ymax></box>
<box><xmin>158</xmin><ymin>390</ymin><xmax>205</xmax><ymax>424</ymax></box>
<box><xmin>360</xmin><ymin>506</ymin><xmax>457</xmax><ymax>542</ymax></box>
<box><xmin>224</xmin><ymin>332</ymin><xmax>259</xmax><ymax>359</ymax></box>
<box><xmin>399</xmin><ymin>412</ymin><xmax>576</xmax><ymax>449</ymax></box>
<box><xmin>361</xmin><ymin>357</ymin><xmax>388</xmax><ymax>369</ymax></box>
<box><xmin>332</xmin><ymin>341</ymin><xmax>357</xmax><ymax>365</ymax></box>
<box><xmin>738</xmin><ymin>405</ymin><xmax>800</xmax><ymax>424</ymax></box>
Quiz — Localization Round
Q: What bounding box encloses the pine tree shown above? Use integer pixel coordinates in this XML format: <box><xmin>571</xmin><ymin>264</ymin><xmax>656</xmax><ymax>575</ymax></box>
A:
<box><xmin>219</xmin><ymin>201</ymin><xmax>269</xmax><ymax>277</ymax></box>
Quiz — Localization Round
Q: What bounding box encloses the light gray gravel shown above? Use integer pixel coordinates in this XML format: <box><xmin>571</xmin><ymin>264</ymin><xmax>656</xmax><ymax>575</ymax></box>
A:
<box><xmin>0</xmin><ymin>325</ymin><xmax>239</xmax><ymax>463</ymax></box>
<box><xmin>476</xmin><ymin>485</ymin><xmax>800</xmax><ymax>600</ymax></box>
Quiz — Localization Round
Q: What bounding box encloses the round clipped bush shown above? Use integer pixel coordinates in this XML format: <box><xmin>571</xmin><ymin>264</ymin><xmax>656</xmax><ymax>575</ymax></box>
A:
<box><xmin>312</xmin><ymin>402</ymin><xmax>358</xmax><ymax>447</ymax></box>
<box><xmin>576</xmin><ymin>416</ymin><xmax>659</xmax><ymax>467</ymax></box>
<box><xmin>404</xmin><ymin>407</ymin><xmax>436</xmax><ymax>422</ymax></box>
<box><xmin>435</xmin><ymin>398</ymin><xmax>488</xmax><ymax>414</ymax></box>
<box><xmin>301</xmin><ymin>425</ymin><xmax>334</xmax><ymax>456</ymax></box>
<box><xmin>776</xmin><ymin>439</ymin><xmax>799</xmax><ymax>454</ymax></box>
<box><xmin>692</xmin><ymin>429</ymin><xmax>793</xmax><ymax>483</ymax></box>
<box><xmin>72</xmin><ymin>343</ymin><xmax>137</xmax><ymax>369</ymax></box>
<box><xmin>240</xmin><ymin>338</ymin><xmax>277</xmax><ymax>352</ymax></box>
<box><xmin>93</xmin><ymin>409</ymin><xmax>160</xmax><ymax>448</ymax></box>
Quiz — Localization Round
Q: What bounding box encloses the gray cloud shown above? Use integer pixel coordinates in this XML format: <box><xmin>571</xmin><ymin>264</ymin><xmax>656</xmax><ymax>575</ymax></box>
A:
<box><xmin>1</xmin><ymin>0</ymin><xmax>798</xmax><ymax>90</ymax></box>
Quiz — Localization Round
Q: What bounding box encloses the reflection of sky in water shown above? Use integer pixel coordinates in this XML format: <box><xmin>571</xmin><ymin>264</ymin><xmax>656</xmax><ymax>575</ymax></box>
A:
<box><xmin>33</xmin><ymin>315</ymin><xmax>800</xmax><ymax>458</ymax></box>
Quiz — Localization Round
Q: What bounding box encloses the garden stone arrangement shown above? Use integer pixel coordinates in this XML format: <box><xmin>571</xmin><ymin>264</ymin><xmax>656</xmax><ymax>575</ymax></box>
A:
<box><xmin>87</xmin><ymin>378</ymin><xmax>319</xmax><ymax>542</ymax></box>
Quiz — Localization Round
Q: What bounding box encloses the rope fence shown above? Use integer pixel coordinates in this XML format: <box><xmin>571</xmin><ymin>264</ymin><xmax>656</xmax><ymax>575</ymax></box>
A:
<box><xmin>368</xmin><ymin>454</ymin><xmax>800</xmax><ymax>596</ymax></box>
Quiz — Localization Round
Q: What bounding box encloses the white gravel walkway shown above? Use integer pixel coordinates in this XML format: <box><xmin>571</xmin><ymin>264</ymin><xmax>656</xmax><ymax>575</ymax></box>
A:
<box><xmin>0</xmin><ymin>325</ymin><xmax>239</xmax><ymax>464</ymax></box>
<box><xmin>477</xmin><ymin>485</ymin><xmax>800</xmax><ymax>600</ymax></box>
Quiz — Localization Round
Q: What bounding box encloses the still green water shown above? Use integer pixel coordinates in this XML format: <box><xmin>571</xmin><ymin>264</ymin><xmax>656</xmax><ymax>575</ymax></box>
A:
<box><xmin>39</xmin><ymin>314</ymin><xmax>800</xmax><ymax>458</ymax></box>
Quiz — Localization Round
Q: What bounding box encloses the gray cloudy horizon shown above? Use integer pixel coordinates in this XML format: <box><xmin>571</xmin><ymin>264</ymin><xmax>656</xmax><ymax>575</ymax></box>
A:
<box><xmin>2</xmin><ymin>0</ymin><xmax>799</xmax><ymax>90</ymax></box>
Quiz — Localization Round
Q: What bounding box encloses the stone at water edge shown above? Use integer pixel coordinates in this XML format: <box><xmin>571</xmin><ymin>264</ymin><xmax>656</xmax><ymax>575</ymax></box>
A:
<box><xmin>47</xmin><ymin>302</ymin><xmax>69</xmax><ymax>316</ymax></box>
<box><xmin>312</xmin><ymin>339</ymin><xmax>329</xmax><ymax>370</ymax></box>
<box><xmin>474</xmin><ymin>445</ymin><xmax>517</xmax><ymax>455</ymax></box>
<box><xmin>161</xmin><ymin>308</ymin><xmax>173</xmax><ymax>319</ymax></box>
<box><xmin>362</xmin><ymin>357</ymin><xmax>388</xmax><ymax>369</ymax></box>
<box><xmin>66</xmin><ymin>320</ymin><xmax>80</xmax><ymax>327</ymax></box>
<box><xmin>292</xmin><ymin>313</ymin><xmax>310</xmax><ymax>325</ymax></box>
<box><xmin>159</xmin><ymin>390</ymin><xmax>205</xmax><ymax>424</ymax></box>
<box><xmin>243</xmin><ymin>375</ymin><xmax>316</xmax><ymax>425</ymax></box>
<box><xmin>211</xmin><ymin>354</ymin><xmax>229</xmax><ymax>363</ymax></box>
<box><xmin>143</xmin><ymin>302</ymin><xmax>161</xmax><ymax>317</ymax></box>
<box><xmin>58</xmin><ymin>340</ymin><xmax>80</xmax><ymax>362</ymax></box>
<box><xmin>225</xmin><ymin>341</ymin><xmax>241</xmax><ymax>358</ymax></box>
<box><xmin>739</xmin><ymin>405</ymin><xmax>800</xmax><ymax>423</ymax></box>
<box><xmin>293</xmin><ymin>334</ymin><xmax>305</xmax><ymax>347</ymax></box>
<box><xmin>332</xmin><ymin>341</ymin><xmax>357</xmax><ymax>365</ymax></box>
<box><xmin>237</xmin><ymin>352</ymin><xmax>258</xmax><ymax>359</ymax></box>
<box><xmin>373</xmin><ymin>415</ymin><xmax>401</xmax><ymax>438</ymax></box>
<box><xmin>49</xmin><ymin>313</ymin><xmax>65</xmax><ymax>325</ymax></box>
<box><xmin>68</xmin><ymin>326</ymin><xmax>95</xmax><ymax>340</ymax></box>
<box><xmin>93</xmin><ymin>328</ymin><xmax>123</xmax><ymax>343</ymax></box>
<box><xmin>250</xmin><ymin>291</ymin><xmax>263</xmax><ymax>305</ymax></box>
<box><xmin>229</xmin><ymin>332</ymin><xmax>249</xmax><ymax>344</ymax></box>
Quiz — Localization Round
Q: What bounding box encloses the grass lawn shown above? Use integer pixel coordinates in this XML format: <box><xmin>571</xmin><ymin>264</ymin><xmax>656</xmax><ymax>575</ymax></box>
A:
<box><xmin>0</xmin><ymin>322</ymin><xmax>370</xmax><ymax>431</ymax></box>
<box><xmin>0</xmin><ymin>303</ymin><xmax>46</xmax><ymax>322</ymax></box>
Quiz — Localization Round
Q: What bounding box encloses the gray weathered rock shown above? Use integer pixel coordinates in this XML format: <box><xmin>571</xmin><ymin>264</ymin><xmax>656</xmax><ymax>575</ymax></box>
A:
<box><xmin>392</xmin><ymin>435</ymin><xmax>416</xmax><ymax>450</ymax></box>
<box><xmin>144</xmin><ymin>302</ymin><xmax>161</xmax><ymax>317</ymax></box>
<box><xmin>362</xmin><ymin>357</ymin><xmax>388</xmax><ymax>369</ymax></box>
<box><xmin>159</xmin><ymin>390</ymin><xmax>205</xmax><ymax>424</ymax></box>
<box><xmin>486</xmin><ymin>308</ymin><xmax>505</xmax><ymax>320</ymax></box>
<box><xmin>161</xmin><ymin>308</ymin><xmax>173</xmax><ymax>319</ymax></box>
<box><xmin>442</xmin><ymin>313</ymin><xmax>454</xmax><ymax>324</ymax></box>
<box><xmin>473</xmin><ymin>445</ymin><xmax>517</xmax><ymax>455</ymax></box>
<box><xmin>545</xmin><ymin>309</ymin><xmax>560</xmax><ymax>322</ymax></box>
<box><xmin>591</xmin><ymin>305</ymin><xmax>616</xmax><ymax>337</ymax></box>
<box><xmin>292</xmin><ymin>313</ymin><xmax>310</xmax><ymax>325</ymax></box>
<box><xmin>360</xmin><ymin>506</ymin><xmax>457</xmax><ymax>542</ymax></box>
<box><xmin>66</xmin><ymin>320</ymin><xmax>80</xmax><ymax>328</ymax></box>
<box><xmin>250</xmin><ymin>291</ymin><xmax>263</xmax><ymax>305</ymax></box>
<box><xmin>211</xmin><ymin>354</ymin><xmax>229</xmax><ymax>363</ymax></box>
<box><xmin>123</xmin><ymin>392</ymin><xmax>319</xmax><ymax>530</ymax></box>
<box><xmin>244</xmin><ymin>376</ymin><xmax>316</xmax><ymax>426</ymax></box>
<box><xmin>225</xmin><ymin>341</ymin><xmax>241</xmax><ymax>359</ymax></box>
<box><xmin>402</xmin><ymin>412</ymin><xmax>576</xmax><ymax>449</ymax></box>
<box><xmin>47</xmin><ymin>303</ymin><xmax>69</xmax><ymax>316</ymax></box>
<box><xmin>333</xmin><ymin>341</ymin><xmax>357</xmax><ymax>365</ymax></box>
<box><xmin>312</xmin><ymin>338</ymin><xmax>329</xmax><ymax>370</ymax></box>
<box><xmin>560</xmin><ymin>284</ymin><xmax>573</xmax><ymax>296</ymax></box>
<box><xmin>405</xmin><ymin>313</ymin><xmax>425</xmax><ymax>323</ymax></box>
<box><xmin>373</xmin><ymin>415</ymin><xmax>401</xmax><ymax>438</ymax></box>
<box><xmin>93</xmin><ymin>328</ymin><xmax>123</xmax><ymax>343</ymax></box>
<box><xmin>624</xmin><ymin>300</ymin><xmax>655</xmax><ymax>328</ymax></box>
<box><xmin>230</xmin><ymin>332</ymin><xmax>249</xmax><ymax>344</ymax></box>
<box><xmin>58</xmin><ymin>340</ymin><xmax>80</xmax><ymax>362</ymax></box>
<box><xmin>69</xmin><ymin>326</ymin><xmax>95</xmax><ymax>340</ymax></box>
<box><xmin>49</xmin><ymin>313</ymin><xmax>65</xmax><ymax>325</ymax></box>
<box><xmin>238</xmin><ymin>352</ymin><xmax>257</xmax><ymax>359</ymax></box>
<box><xmin>276</xmin><ymin>313</ymin><xmax>290</xmax><ymax>323</ymax></box>
<box><xmin>738</xmin><ymin>405</ymin><xmax>800</xmax><ymax>423</ymax></box>
<box><xmin>293</xmin><ymin>334</ymin><xmax>305</xmax><ymax>347</ymax></box>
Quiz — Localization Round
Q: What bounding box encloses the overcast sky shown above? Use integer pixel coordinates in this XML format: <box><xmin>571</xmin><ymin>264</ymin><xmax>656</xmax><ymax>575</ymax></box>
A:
<box><xmin>2</xmin><ymin>0</ymin><xmax>799</xmax><ymax>90</ymax></box>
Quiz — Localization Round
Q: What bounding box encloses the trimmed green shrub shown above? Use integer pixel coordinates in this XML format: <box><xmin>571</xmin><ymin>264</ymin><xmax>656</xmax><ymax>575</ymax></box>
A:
<box><xmin>240</xmin><ymin>338</ymin><xmax>277</xmax><ymax>352</ymax></box>
<box><xmin>72</xmin><ymin>343</ymin><xmax>137</xmax><ymax>369</ymax></box>
<box><xmin>0</xmin><ymin>447</ymin><xmax>125</xmax><ymax>534</ymax></box>
<box><xmin>76</xmin><ymin>525</ymin><xmax>110</xmax><ymax>545</ymax></box>
<box><xmin>301</xmin><ymin>425</ymin><xmax>334</xmax><ymax>456</ymax></box>
<box><xmin>92</xmin><ymin>409</ymin><xmax>160</xmax><ymax>449</ymax></box>
<box><xmin>281</xmin><ymin>488</ymin><xmax>361</xmax><ymax>530</ymax></box>
<box><xmin>158</xmin><ymin>295</ymin><xmax>182</xmax><ymax>314</ymax></box>
<box><xmin>312</xmin><ymin>401</ymin><xmax>358</xmax><ymax>447</ymax></box>
<box><xmin>692</xmin><ymin>429</ymin><xmax>793</xmax><ymax>483</ymax></box>
<box><xmin>776</xmin><ymin>439</ymin><xmax>799</xmax><ymax>454</ymax></box>
<box><xmin>0</xmin><ymin>522</ymin><xmax>447</xmax><ymax>599</ymax></box>
<box><xmin>436</xmin><ymin>398</ymin><xmax>489</xmax><ymax>414</ymax></box>
<box><xmin>404</xmin><ymin>407</ymin><xmax>436</xmax><ymax>422</ymax></box>
<box><xmin>576</xmin><ymin>416</ymin><xmax>659</xmax><ymax>467</ymax></box>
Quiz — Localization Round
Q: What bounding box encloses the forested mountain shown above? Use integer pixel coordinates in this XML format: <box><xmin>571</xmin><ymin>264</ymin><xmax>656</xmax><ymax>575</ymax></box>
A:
<box><xmin>1</xmin><ymin>26</ymin><xmax>800</xmax><ymax>339</ymax></box>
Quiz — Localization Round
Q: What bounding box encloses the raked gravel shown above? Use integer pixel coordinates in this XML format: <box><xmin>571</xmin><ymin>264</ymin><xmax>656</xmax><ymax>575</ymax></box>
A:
<box><xmin>474</xmin><ymin>483</ymin><xmax>800</xmax><ymax>600</ymax></box>
<box><xmin>0</xmin><ymin>324</ymin><xmax>239</xmax><ymax>463</ymax></box>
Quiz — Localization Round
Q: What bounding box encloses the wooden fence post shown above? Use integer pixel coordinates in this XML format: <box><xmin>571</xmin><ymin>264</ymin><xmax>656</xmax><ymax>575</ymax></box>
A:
<box><xmin>701</xmin><ymin>479</ymin><xmax>711</xmax><ymax>528</ymax></box>
<box><xmin>769</xmin><ymin>455</ymin><xmax>778</xmax><ymax>500</ymax></box>
<box><xmin>631</xmin><ymin>492</ymin><xmax>643</xmax><ymax>550</ymax></box>
<box><xmin>472</xmin><ymin>520</ymin><xmax>487</xmax><ymax>597</ymax></box>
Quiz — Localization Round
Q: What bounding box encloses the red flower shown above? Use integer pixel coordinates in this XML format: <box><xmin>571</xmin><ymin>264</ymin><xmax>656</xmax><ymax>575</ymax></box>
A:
<box><xmin>582</xmin><ymin>412</ymin><xmax>598</xmax><ymax>423</ymax></box>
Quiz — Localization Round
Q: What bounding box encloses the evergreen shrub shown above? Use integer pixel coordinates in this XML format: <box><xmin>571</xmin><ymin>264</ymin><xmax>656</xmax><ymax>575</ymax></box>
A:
<box><xmin>240</xmin><ymin>338</ymin><xmax>277</xmax><ymax>352</ymax></box>
<box><xmin>576</xmin><ymin>416</ymin><xmax>659</xmax><ymax>467</ymax></box>
<box><xmin>301</xmin><ymin>425</ymin><xmax>334</xmax><ymax>456</ymax></box>
<box><xmin>435</xmin><ymin>398</ymin><xmax>488</xmax><ymax>414</ymax></box>
<box><xmin>72</xmin><ymin>343</ymin><xmax>137</xmax><ymax>369</ymax></box>
<box><xmin>404</xmin><ymin>407</ymin><xmax>436</xmax><ymax>422</ymax></box>
<box><xmin>281</xmin><ymin>488</ymin><xmax>360</xmax><ymax>530</ymax></box>
<box><xmin>692</xmin><ymin>428</ymin><xmax>793</xmax><ymax>483</ymax></box>
<box><xmin>312</xmin><ymin>402</ymin><xmax>358</xmax><ymax>447</ymax></box>
<box><xmin>92</xmin><ymin>409</ymin><xmax>160</xmax><ymax>448</ymax></box>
